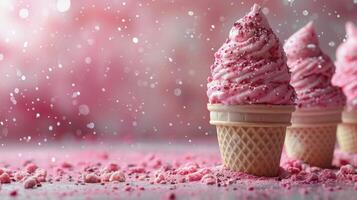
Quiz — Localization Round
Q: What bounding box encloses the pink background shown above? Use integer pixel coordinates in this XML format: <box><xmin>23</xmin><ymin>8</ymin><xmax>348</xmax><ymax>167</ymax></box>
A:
<box><xmin>0</xmin><ymin>0</ymin><xmax>356</xmax><ymax>142</ymax></box>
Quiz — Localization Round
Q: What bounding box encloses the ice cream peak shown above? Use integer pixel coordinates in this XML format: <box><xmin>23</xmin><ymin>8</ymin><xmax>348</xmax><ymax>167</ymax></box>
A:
<box><xmin>284</xmin><ymin>22</ymin><xmax>345</xmax><ymax>109</ymax></box>
<box><xmin>332</xmin><ymin>22</ymin><xmax>357</xmax><ymax>111</ymax></box>
<box><xmin>207</xmin><ymin>4</ymin><xmax>295</xmax><ymax>105</ymax></box>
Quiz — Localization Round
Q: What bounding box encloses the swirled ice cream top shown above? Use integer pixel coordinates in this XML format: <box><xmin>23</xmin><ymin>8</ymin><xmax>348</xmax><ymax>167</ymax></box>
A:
<box><xmin>332</xmin><ymin>22</ymin><xmax>357</xmax><ymax>111</ymax></box>
<box><xmin>207</xmin><ymin>4</ymin><xmax>295</xmax><ymax>105</ymax></box>
<box><xmin>284</xmin><ymin>22</ymin><xmax>345</xmax><ymax>109</ymax></box>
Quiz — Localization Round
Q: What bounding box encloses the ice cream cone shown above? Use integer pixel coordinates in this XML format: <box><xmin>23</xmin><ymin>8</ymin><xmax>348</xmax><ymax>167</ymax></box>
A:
<box><xmin>285</xmin><ymin>108</ymin><xmax>342</xmax><ymax>168</ymax></box>
<box><xmin>208</xmin><ymin>104</ymin><xmax>294</xmax><ymax>177</ymax></box>
<box><xmin>336</xmin><ymin>110</ymin><xmax>357</xmax><ymax>153</ymax></box>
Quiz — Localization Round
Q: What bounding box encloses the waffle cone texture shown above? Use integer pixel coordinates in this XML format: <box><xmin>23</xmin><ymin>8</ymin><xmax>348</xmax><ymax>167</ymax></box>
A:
<box><xmin>336</xmin><ymin>111</ymin><xmax>357</xmax><ymax>153</ymax></box>
<box><xmin>208</xmin><ymin>104</ymin><xmax>294</xmax><ymax>177</ymax></box>
<box><xmin>285</xmin><ymin>125</ymin><xmax>336</xmax><ymax>168</ymax></box>
<box><xmin>285</xmin><ymin>108</ymin><xmax>342</xmax><ymax>168</ymax></box>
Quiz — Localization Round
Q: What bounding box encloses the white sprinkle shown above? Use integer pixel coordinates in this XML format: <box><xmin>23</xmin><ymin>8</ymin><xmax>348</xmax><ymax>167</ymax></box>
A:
<box><xmin>79</xmin><ymin>104</ymin><xmax>90</xmax><ymax>115</ymax></box>
<box><xmin>132</xmin><ymin>37</ymin><xmax>139</xmax><ymax>44</ymax></box>
<box><xmin>36</xmin><ymin>113</ymin><xmax>40</xmax><ymax>118</ymax></box>
<box><xmin>57</xmin><ymin>0</ymin><xmax>71</xmax><ymax>12</ymax></box>
<box><xmin>328</xmin><ymin>41</ymin><xmax>335</xmax><ymax>47</ymax></box>
<box><xmin>168</xmin><ymin>57</ymin><xmax>173</xmax><ymax>62</ymax></box>
<box><xmin>262</xmin><ymin>7</ymin><xmax>269</xmax><ymax>15</ymax></box>
<box><xmin>174</xmin><ymin>88</ymin><xmax>182</xmax><ymax>96</ymax></box>
<box><xmin>307</xmin><ymin>44</ymin><xmax>316</xmax><ymax>49</ymax></box>
<box><xmin>84</xmin><ymin>57</ymin><xmax>92</xmax><ymax>64</ymax></box>
<box><xmin>87</xmin><ymin>122</ymin><xmax>95</xmax><ymax>129</ymax></box>
<box><xmin>19</xmin><ymin>8</ymin><xmax>29</xmax><ymax>19</ymax></box>
<box><xmin>188</xmin><ymin>11</ymin><xmax>194</xmax><ymax>16</ymax></box>
<box><xmin>302</xmin><ymin>10</ymin><xmax>309</xmax><ymax>16</ymax></box>
<box><xmin>49</xmin><ymin>126</ymin><xmax>53</xmax><ymax>131</ymax></box>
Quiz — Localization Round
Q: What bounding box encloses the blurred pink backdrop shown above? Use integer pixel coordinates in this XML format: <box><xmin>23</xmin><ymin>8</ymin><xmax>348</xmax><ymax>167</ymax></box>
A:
<box><xmin>0</xmin><ymin>0</ymin><xmax>356</xmax><ymax>142</ymax></box>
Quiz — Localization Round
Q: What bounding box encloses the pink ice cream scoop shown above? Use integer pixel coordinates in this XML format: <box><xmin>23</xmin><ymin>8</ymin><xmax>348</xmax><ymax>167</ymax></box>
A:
<box><xmin>332</xmin><ymin>22</ymin><xmax>357</xmax><ymax>111</ymax></box>
<box><xmin>284</xmin><ymin>22</ymin><xmax>345</xmax><ymax>109</ymax></box>
<box><xmin>207</xmin><ymin>4</ymin><xmax>295</xmax><ymax>105</ymax></box>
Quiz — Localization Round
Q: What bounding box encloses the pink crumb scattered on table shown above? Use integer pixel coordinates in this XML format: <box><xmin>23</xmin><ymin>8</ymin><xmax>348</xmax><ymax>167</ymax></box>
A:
<box><xmin>0</xmin><ymin>145</ymin><xmax>356</xmax><ymax>199</ymax></box>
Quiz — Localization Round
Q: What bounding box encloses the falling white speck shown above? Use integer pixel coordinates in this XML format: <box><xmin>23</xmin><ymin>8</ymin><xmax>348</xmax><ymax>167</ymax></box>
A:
<box><xmin>58</xmin><ymin>63</ymin><xmax>63</xmax><ymax>68</ymax></box>
<box><xmin>49</xmin><ymin>126</ymin><xmax>53</xmax><ymax>131</ymax></box>
<box><xmin>132</xmin><ymin>37</ymin><xmax>139</xmax><ymax>44</ymax></box>
<box><xmin>168</xmin><ymin>57</ymin><xmax>173</xmax><ymax>62</ymax></box>
<box><xmin>14</xmin><ymin>88</ymin><xmax>19</xmax><ymax>94</ymax></box>
<box><xmin>174</xmin><ymin>88</ymin><xmax>182</xmax><ymax>96</ymax></box>
<box><xmin>262</xmin><ymin>7</ymin><xmax>269</xmax><ymax>15</ymax></box>
<box><xmin>307</xmin><ymin>44</ymin><xmax>316</xmax><ymax>49</ymax></box>
<box><xmin>19</xmin><ymin>8</ymin><xmax>29</xmax><ymax>19</ymax></box>
<box><xmin>328</xmin><ymin>41</ymin><xmax>335</xmax><ymax>47</ymax></box>
<box><xmin>21</xmin><ymin>75</ymin><xmax>26</xmax><ymax>81</ymax></box>
<box><xmin>188</xmin><ymin>11</ymin><xmax>194</xmax><ymax>16</ymax></box>
<box><xmin>302</xmin><ymin>10</ymin><xmax>309</xmax><ymax>16</ymax></box>
<box><xmin>79</xmin><ymin>104</ymin><xmax>90</xmax><ymax>115</ymax></box>
<box><xmin>57</xmin><ymin>0</ymin><xmax>71</xmax><ymax>12</ymax></box>
<box><xmin>87</xmin><ymin>122</ymin><xmax>95</xmax><ymax>129</ymax></box>
<box><xmin>84</xmin><ymin>57</ymin><xmax>92</xmax><ymax>64</ymax></box>
<box><xmin>36</xmin><ymin>113</ymin><xmax>40</xmax><ymax>118</ymax></box>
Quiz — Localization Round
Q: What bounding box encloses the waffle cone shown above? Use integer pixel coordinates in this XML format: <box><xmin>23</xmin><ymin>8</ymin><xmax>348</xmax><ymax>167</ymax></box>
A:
<box><xmin>337</xmin><ymin>110</ymin><xmax>357</xmax><ymax>153</ymax></box>
<box><xmin>337</xmin><ymin>123</ymin><xmax>357</xmax><ymax>153</ymax></box>
<box><xmin>285</xmin><ymin>108</ymin><xmax>342</xmax><ymax>168</ymax></box>
<box><xmin>208</xmin><ymin>104</ymin><xmax>294</xmax><ymax>177</ymax></box>
<box><xmin>285</xmin><ymin>125</ymin><xmax>337</xmax><ymax>168</ymax></box>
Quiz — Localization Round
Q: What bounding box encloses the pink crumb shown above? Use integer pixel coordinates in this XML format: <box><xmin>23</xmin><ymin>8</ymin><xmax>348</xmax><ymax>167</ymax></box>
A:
<box><xmin>15</xmin><ymin>171</ymin><xmax>29</xmax><ymax>181</ymax></box>
<box><xmin>24</xmin><ymin>177</ymin><xmax>38</xmax><ymax>189</ymax></box>
<box><xmin>201</xmin><ymin>174</ymin><xmax>216</xmax><ymax>185</ymax></box>
<box><xmin>101</xmin><ymin>172</ymin><xmax>113</xmax><ymax>182</ymax></box>
<box><xmin>187</xmin><ymin>172</ymin><xmax>203</xmax><ymax>182</ymax></box>
<box><xmin>84</xmin><ymin>173</ymin><xmax>101</xmax><ymax>183</ymax></box>
<box><xmin>109</xmin><ymin>171</ymin><xmax>126</xmax><ymax>182</ymax></box>
<box><xmin>154</xmin><ymin>172</ymin><xmax>166</xmax><ymax>184</ymax></box>
<box><xmin>0</xmin><ymin>172</ymin><xmax>11</xmax><ymax>184</ymax></box>
<box><xmin>34</xmin><ymin>168</ymin><xmax>47</xmax><ymax>182</ymax></box>
<box><xmin>104</xmin><ymin>163</ymin><xmax>119</xmax><ymax>173</ymax></box>
<box><xmin>9</xmin><ymin>190</ymin><xmax>17</xmax><ymax>196</ymax></box>
<box><xmin>25</xmin><ymin>163</ymin><xmax>38</xmax><ymax>174</ymax></box>
<box><xmin>166</xmin><ymin>192</ymin><xmax>176</xmax><ymax>200</ymax></box>
<box><xmin>61</xmin><ymin>162</ymin><xmax>73</xmax><ymax>169</ymax></box>
<box><xmin>339</xmin><ymin>164</ymin><xmax>355</xmax><ymax>175</ymax></box>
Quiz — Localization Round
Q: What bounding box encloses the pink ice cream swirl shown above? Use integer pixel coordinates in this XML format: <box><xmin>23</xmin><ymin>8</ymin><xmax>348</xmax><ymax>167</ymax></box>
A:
<box><xmin>207</xmin><ymin>4</ymin><xmax>295</xmax><ymax>105</ymax></box>
<box><xmin>284</xmin><ymin>22</ymin><xmax>345</xmax><ymax>109</ymax></box>
<box><xmin>332</xmin><ymin>22</ymin><xmax>357</xmax><ymax>111</ymax></box>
